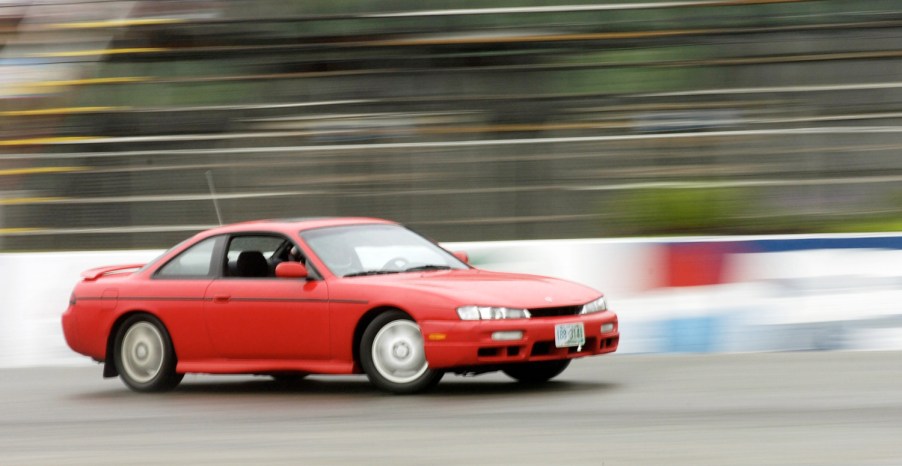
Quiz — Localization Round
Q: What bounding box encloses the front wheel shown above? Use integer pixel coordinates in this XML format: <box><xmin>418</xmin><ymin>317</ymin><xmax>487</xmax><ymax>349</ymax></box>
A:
<box><xmin>503</xmin><ymin>359</ymin><xmax>571</xmax><ymax>383</ymax></box>
<box><xmin>113</xmin><ymin>314</ymin><xmax>183</xmax><ymax>392</ymax></box>
<box><xmin>360</xmin><ymin>311</ymin><xmax>443</xmax><ymax>394</ymax></box>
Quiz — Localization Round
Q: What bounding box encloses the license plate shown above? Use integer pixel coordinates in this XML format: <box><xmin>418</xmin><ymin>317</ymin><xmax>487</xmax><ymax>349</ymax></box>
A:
<box><xmin>555</xmin><ymin>322</ymin><xmax>585</xmax><ymax>348</ymax></box>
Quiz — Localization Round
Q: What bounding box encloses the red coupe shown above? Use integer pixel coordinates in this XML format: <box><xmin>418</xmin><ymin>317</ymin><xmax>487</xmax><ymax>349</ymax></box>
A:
<box><xmin>62</xmin><ymin>218</ymin><xmax>619</xmax><ymax>394</ymax></box>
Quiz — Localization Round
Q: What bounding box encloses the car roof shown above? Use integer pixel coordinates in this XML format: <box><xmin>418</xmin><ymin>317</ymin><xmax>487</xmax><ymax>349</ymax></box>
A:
<box><xmin>200</xmin><ymin>217</ymin><xmax>397</xmax><ymax>237</ymax></box>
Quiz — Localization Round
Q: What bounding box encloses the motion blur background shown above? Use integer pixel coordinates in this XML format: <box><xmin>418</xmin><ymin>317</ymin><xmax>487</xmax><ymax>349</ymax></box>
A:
<box><xmin>3</xmin><ymin>6</ymin><xmax>901</xmax><ymax>464</ymax></box>
<box><xmin>3</xmin><ymin>0</ymin><xmax>902</xmax><ymax>251</ymax></box>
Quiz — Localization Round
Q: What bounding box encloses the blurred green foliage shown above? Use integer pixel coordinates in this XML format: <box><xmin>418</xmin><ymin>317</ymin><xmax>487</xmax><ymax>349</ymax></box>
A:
<box><xmin>606</xmin><ymin>187</ymin><xmax>902</xmax><ymax>237</ymax></box>
<box><xmin>609</xmin><ymin>187</ymin><xmax>745</xmax><ymax>236</ymax></box>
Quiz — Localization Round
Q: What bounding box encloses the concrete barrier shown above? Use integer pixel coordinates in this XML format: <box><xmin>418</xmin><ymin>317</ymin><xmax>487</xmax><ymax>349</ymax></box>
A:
<box><xmin>2</xmin><ymin>233</ymin><xmax>901</xmax><ymax>367</ymax></box>
<box><xmin>0</xmin><ymin>250</ymin><xmax>161</xmax><ymax>367</ymax></box>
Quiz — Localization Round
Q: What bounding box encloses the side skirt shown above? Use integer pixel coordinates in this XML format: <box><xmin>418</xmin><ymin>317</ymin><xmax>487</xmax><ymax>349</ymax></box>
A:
<box><xmin>177</xmin><ymin>359</ymin><xmax>357</xmax><ymax>375</ymax></box>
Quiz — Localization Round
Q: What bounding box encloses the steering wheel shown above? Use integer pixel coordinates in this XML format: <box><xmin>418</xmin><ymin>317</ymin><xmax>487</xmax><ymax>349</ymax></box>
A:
<box><xmin>382</xmin><ymin>257</ymin><xmax>409</xmax><ymax>271</ymax></box>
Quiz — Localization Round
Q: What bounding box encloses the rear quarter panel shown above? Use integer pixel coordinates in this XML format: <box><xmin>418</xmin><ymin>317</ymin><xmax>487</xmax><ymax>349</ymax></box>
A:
<box><xmin>114</xmin><ymin>279</ymin><xmax>215</xmax><ymax>362</ymax></box>
<box><xmin>69</xmin><ymin>276</ymin><xmax>215</xmax><ymax>363</ymax></box>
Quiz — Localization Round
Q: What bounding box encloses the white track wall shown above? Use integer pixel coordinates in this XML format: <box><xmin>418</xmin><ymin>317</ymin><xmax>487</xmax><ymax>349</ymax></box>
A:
<box><xmin>2</xmin><ymin>234</ymin><xmax>902</xmax><ymax>367</ymax></box>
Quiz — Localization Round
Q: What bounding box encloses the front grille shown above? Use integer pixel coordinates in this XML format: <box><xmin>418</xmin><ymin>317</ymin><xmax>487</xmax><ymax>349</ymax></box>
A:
<box><xmin>528</xmin><ymin>305</ymin><xmax>582</xmax><ymax>318</ymax></box>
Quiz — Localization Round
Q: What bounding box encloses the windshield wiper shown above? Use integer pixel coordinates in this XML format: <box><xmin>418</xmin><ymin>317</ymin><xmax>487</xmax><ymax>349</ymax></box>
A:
<box><xmin>343</xmin><ymin>270</ymin><xmax>401</xmax><ymax>278</ymax></box>
<box><xmin>404</xmin><ymin>265</ymin><xmax>452</xmax><ymax>273</ymax></box>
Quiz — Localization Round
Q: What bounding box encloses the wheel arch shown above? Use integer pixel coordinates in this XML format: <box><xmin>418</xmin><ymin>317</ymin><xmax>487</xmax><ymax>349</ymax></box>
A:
<box><xmin>351</xmin><ymin>306</ymin><xmax>413</xmax><ymax>371</ymax></box>
<box><xmin>102</xmin><ymin>310</ymin><xmax>165</xmax><ymax>378</ymax></box>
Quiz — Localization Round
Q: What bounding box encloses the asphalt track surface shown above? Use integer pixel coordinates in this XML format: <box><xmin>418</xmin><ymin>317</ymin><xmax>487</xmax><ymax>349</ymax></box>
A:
<box><xmin>2</xmin><ymin>352</ymin><xmax>901</xmax><ymax>465</ymax></box>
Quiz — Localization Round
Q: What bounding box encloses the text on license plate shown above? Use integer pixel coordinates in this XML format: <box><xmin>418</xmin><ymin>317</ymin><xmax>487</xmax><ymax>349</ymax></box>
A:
<box><xmin>554</xmin><ymin>322</ymin><xmax>585</xmax><ymax>348</ymax></box>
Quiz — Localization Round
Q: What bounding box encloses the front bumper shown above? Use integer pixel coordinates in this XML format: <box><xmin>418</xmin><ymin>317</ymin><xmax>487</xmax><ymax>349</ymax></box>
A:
<box><xmin>420</xmin><ymin>310</ymin><xmax>619</xmax><ymax>370</ymax></box>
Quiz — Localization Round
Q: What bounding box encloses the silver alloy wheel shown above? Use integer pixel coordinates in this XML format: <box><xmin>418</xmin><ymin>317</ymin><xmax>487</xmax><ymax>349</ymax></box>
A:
<box><xmin>370</xmin><ymin>320</ymin><xmax>428</xmax><ymax>384</ymax></box>
<box><xmin>120</xmin><ymin>321</ymin><xmax>165</xmax><ymax>384</ymax></box>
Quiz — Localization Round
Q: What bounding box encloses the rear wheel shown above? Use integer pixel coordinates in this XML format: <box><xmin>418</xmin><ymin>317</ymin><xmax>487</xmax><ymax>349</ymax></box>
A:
<box><xmin>113</xmin><ymin>314</ymin><xmax>183</xmax><ymax>392</ymax></box>
<box><xmin>360</xmin><ymin>311</ymin><xmax>443</xmax><ymax>394</ymax></box>
<box><xmin>503</xmin><ymin>360</ymin><xmax>571</xmax><ymax>383</ymax></box>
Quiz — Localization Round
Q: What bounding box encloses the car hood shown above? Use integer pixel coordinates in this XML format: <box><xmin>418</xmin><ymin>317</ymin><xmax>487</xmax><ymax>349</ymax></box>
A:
<box><xmin>358</xmin><ymin>269</ymin><xmax>601</xmax><ymax>308</ymax></box>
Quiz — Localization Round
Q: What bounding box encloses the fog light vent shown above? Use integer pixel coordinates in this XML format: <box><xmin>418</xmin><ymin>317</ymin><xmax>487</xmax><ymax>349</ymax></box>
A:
<box><xmin>601</xmin><ymin>323</ymin><xmax>615</xmax><ymax>334</ymax></box>
<box><xmin>492</xmin><ymin>330</ymin><xmax>523</xmax><ymax>341</ymax></box>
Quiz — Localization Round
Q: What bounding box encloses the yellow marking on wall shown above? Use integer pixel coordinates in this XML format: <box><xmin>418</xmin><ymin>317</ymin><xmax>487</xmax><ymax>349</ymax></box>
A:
<box><xmin>31</xmin><ymin>77</ymin><xmax>149</xmax><ymax>87</ymax></box>
<box><xmin>0</xmin><ymin>136</ymin><xmax>99</xmax><ymax>146</ymax></box>
<box><xmin>0</xmin><ymin>197</ymin><xmax>66</xmax><ymax>206</ymax></box>
<box><xmin>42</xmin><ymin>18</ymin><xmax>186</xmax><ymax>30</ymax></box>
<box><xmin>0</xmin><ymin>167</ymin><xmax>87</xmax><ymax>176</ymax></box>
<box><xmin>1</xmin><ymin>107</ymin><xmax>125</xmax><ymax>117</ymax></box>
<box><xmin>0</xmin><ymin>228</ymin><xmax>41</xmax><ymax>235</ymax></box>
<box><xmin>29</xmin><ymin>48</ymin><xmax>167</xmax><ymax>58</ymax></box>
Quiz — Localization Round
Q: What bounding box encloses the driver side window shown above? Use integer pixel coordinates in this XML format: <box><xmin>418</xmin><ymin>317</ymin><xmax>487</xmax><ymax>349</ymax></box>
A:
<box><xmin>225</xmin><ymin>235</ymin><xmax>290</xmax><ymax>279</ymax></box>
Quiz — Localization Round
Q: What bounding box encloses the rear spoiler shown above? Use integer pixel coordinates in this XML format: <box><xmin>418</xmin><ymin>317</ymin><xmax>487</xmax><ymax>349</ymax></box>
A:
<box><xmin>81</xmin><ymin>264</ymin><xmax>145</xmax><ymax>281</ymax></box>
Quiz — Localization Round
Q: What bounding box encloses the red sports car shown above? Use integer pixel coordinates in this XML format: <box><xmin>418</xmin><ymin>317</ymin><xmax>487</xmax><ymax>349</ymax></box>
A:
<box><xmin>62</xmin><ymin>218</ymin><xmax>619</xmax><ymax>394</ymax></box>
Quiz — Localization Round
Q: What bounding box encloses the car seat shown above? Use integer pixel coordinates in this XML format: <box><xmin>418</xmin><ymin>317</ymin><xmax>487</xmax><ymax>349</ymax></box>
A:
<box><xmin>236</xmin><ymin>251</ymin><xmax>269</xmax><ymax>277</ymax></box>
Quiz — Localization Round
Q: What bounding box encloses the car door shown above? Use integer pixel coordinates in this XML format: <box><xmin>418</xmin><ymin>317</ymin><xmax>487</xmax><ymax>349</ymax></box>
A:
<box><xmin>203</xmin><ymin>234</ymin><xmax>331</xmax><ymax>360</ymax></box>
<box><xmin>148</xmin><ymin>235</ymin><xmax>225</xmax><ymax>361</ymax></box>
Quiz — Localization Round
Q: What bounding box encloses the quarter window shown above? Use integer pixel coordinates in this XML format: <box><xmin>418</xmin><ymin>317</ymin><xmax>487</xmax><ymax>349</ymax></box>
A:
<box><xmin>156</xmin><ymin>236</ymin><xmax>219</xmax><ymax>278</ymax></box>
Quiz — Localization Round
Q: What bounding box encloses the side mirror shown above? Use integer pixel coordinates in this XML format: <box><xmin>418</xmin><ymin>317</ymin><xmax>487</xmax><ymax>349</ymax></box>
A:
<box><xmin>453</xmin><ymin>251</ymin><xmax>469</xmax><ymax>264</ymax></box>
<box><xmin>275</xmin><ymin>262</ymin><xmax>308</xmax><ymax>279</ymax></box>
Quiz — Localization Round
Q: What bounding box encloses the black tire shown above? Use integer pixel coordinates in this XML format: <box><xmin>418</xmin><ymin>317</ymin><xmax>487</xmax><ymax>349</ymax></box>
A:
<box><xmin>360</xmin><ymin>311</ymin><xmax>443</xmax><ymax>394</ymax></box>
<box><xmin>113</xmin><ymin>314</ymin><xmax>183</xmax><ymax>392</ymax></box>
<box><xmin>503</xmin><ymin>359</ymin><xmax>571</xmax><ymax>383</ymax></box>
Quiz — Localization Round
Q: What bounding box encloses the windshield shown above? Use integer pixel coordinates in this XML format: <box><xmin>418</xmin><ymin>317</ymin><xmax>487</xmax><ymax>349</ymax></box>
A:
<box><xmin>301</xmin><ymin>224</ymin><xmax>468</xmax><ymax>277</ymax></box>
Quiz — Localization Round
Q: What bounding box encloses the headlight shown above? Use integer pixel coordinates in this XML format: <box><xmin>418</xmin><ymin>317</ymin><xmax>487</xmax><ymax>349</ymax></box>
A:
<box><xmin>579</xmin><ymin>297</ymin><xmax>607</xmax><ymax>315</ymax></box>
<box><xmin>457</xmin><ymin>305</ymin><xmax>531</xmax><ymax>320</ymax></box>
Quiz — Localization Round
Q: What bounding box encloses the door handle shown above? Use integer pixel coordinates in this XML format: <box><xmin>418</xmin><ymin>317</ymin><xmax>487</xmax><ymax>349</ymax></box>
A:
<box><xmin>213</xmin><ymin>295</ymin><xmax>231</xmax><ymax>303</ymax></box>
